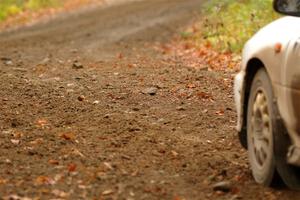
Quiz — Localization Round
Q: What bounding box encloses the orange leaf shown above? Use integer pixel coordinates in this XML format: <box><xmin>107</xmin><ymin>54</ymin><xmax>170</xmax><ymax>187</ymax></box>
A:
<box><xmin>48</xmin><ymin>159</ymin><xmax>59</xmax><ymax>165</ymax></box>
<box><xmin>68</xmin><ymin>163</ymin><xmax>77</xmax><ymax>172</ymax></box>
<box><xmin>60</xmin><ymin>133</ymin><xmax>75</xmax><ymax>140</ymax></box>
<box><xmin>36</xmin><ymin>119</ymin><xmax>48</xmax><ymax>128</ymax></box>
<box><xmin>35</xmin><ymin>176</ymin><xmax>54</xmax><ymax>185</ymax></box>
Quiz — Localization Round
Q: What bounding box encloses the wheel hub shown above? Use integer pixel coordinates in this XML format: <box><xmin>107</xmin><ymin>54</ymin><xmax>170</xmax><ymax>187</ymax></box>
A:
<box><xmin>251</xmin><ymin>91</ymin><xmax>272</xmax><ymax>168</ymax></box>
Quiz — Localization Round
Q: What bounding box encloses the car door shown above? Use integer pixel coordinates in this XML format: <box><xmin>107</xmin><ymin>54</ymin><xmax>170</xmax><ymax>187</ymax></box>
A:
<box><xmin>279</xmin><ymin>36</ymin><xmax>300</xmax><ymax>134</ymax></box>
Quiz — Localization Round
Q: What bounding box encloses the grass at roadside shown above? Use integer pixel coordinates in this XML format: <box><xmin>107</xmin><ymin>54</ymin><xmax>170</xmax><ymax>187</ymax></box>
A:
<box><xmin>0</xmin><ymin>0</ymin><xmax>61</xmax><ymax>21</ymax></box>
<box><xmin>184</xmin><ymin>0</ymin><xmax>280</xmax><ymax>53</ymax></box>
<box><xmin>0</xmin><ymin>0</ymin><xmax>101</xmax><ymax>30</ymax></box>
<box><xmin>164</xmin><ymin>0</ymin><xmax>281</xmax><ymax>72</ymax></box>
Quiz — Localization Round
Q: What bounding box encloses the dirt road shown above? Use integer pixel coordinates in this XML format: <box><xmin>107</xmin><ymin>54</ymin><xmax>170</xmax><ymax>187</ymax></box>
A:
<box><xmin>0</xmin><ymin>0</ymin><xmax>299</xmax><ymax>199</ymax></box>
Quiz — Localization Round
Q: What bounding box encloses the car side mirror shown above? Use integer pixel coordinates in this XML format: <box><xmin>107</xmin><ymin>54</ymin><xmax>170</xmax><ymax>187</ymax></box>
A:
<box><xmin>274</xmin><ymin>0</ymin><xmax>300</xmax><ymax>16</ymax></box>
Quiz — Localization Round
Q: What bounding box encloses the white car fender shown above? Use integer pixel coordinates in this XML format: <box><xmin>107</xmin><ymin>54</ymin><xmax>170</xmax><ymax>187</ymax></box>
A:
<box><xmin>235</xmin><ymin>16</ymin><xmax>300</xmax><ymax>133</ymax></box>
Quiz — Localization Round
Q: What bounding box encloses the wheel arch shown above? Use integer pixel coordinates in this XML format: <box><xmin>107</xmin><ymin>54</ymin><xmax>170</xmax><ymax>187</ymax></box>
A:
<box><xmin>240</xmin><ymin>58</ymin><xmax>266</xmax><ymax>148</ymax></box>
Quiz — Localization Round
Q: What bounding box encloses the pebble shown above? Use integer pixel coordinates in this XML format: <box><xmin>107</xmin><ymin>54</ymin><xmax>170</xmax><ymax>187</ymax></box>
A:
<box><xmin>132</xmin><ymin>107</ymin><xmax>140</xmax><ymax>111</ymax></box>
<box><xmin>5</xmin><ymin>60</ymin><xmax>13</xmax><ymax>66</ymax></box>
<box><xmin>72</xmin><ymin>61</ymin><xmax>84</xmax><ymax>69</ymax></box>
<box><xmin>10</xmin><ymin>139</ymin><xmax>20</xmax><ymax>145</ymax></box>
<box><xmin>213</xmin><ymin>181</ymin><xmax>232</xmax><ymax>192</ymax></box>
<box><xmin>93</xmin><ymin>100</ymin><xmax>100</xmax><ymax>105</ymax></box>
<box><xmin>78</xmin><ymin>95</ymin><xmax>85</xmax><ymax>101</ymax></box>
<box><xmin>142</xmin><ymin>87</ymin><xmax>158</xmax><ymax>95</ymax></box>
<box><xmin>104</xmin><ymin>114</ymin><xmax>111</xmax><ymax>119</ymax></box>
<box><xmin>102</xmin><ymin>189</ymin><xmax>114</xmax><ymax>195</ymax></box>
<box><xmin>1</xmin><ymin>57</ymin><xmax>13</xmax><ymax>65</ymax></box>
<box><xmin>71</xmin><ymin>49</ymin><xmax>78</xmax><ymax>53</ymax></box>
<box><xmin>176</xmin><ymin>106</ymin><xmax>186</xmax><ymax>111</ymax></box>
<box><xmin>40</xmin><ymin>57</ymin><xmax>50</xmax><ymax>65</ymax></box>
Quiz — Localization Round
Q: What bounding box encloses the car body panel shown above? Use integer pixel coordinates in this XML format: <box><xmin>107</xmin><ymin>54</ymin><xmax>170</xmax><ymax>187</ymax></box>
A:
<box><xmin>235</xmin><ymin>16</ymin><xmax>300</xmax><ymax>165</ymax></box>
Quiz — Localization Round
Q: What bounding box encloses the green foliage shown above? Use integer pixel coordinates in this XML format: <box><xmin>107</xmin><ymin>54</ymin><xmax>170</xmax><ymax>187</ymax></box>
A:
<box><xmin>201</xmin><ymin>0</ymin><xmax>280</xmax><ymax>53</ymax></box>
<box><xmin>26</xmin><ymin>0</ymin><xmax>60</xmax><ymax>10</ymax></box>
<box><xmin>180</xmin><ymin>31</ymin><xmax>193</xmax><ymax>39</ymax></box>
<box><xmin>0</xmin><ymin>0</ymin><xmax>61</xmax><ymax>21</ymax></box>
<box><xmin>0</xmin><ymin>0</ymin><xmax>22</xmax><ymax>21</ymax></box>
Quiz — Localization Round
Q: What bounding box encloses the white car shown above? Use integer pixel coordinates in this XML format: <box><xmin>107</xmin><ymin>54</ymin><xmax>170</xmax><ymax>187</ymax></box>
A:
<box><xmin>234</xmin><ymin>0</ymin><xmax>300</xmax><ymax>189</ymax></box>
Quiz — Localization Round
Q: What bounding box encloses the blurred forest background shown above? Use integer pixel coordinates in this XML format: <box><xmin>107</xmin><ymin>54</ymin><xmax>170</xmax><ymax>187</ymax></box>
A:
<box><xmin>0</xmin><ymin>0</ymin><xmax>280</xmax><ymax>52</ymax></box>
<box><xmin>0</xmin><ymin>0</ymin><xmax>99</xmax><ymax>29</ymax></box>
<box><xmin>0</xmin><ymin>0</ymin><xmax>63</xmax><ymax>21</ymax></box>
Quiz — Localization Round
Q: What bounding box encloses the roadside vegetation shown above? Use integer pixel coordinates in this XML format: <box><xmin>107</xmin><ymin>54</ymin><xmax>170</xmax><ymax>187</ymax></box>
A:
<box><xmin>166</xmin><ymin>0</ymin><xmax>281</xmax><ymax>72</ymax></box>
<box><xmin>0</xmin><ymin>0</ymin><xmax>60</xmax><ymax>21</ymax></box>
<box><xmin>185</xmin><ymin>0</ymin><xmax>280</xmax><ymax>53</ymax></box>
<box><xmin>0</xmin><ymin>0</ymin><xmax>99</xmax><ymax>29</ymax></box>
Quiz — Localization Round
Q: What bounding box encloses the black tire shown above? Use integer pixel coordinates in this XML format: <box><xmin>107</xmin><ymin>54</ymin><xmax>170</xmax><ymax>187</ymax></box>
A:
<box><xmin>273</xmin><ymin>107</ymin><xmax>300</xmax><ymax>190</ymax></box>
<box><xmin>247</xmin><ymin>68</ymin><xmax>277</xmax><ymax>186</ymax></box>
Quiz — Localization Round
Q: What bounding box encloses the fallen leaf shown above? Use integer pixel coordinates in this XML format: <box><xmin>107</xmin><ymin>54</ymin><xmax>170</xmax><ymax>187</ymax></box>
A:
<box><xmin>52</xmin><ymin>189</ymin><xmax>69</xmax><ymax>198</ymax></box>
<box><xmin>197</xmin><ymin>92</ymin><xmax>212</xmax><ymax>99</ymax></box>
<box><xmin>117</xmin><ymin>53</ymin><xmax>124</xmax><ymax>59</ymax></box>
<box><xmin>0</xmin><ymin>178</ymin><xmax>7</xmax><ymax>185</ymax></box>
<box><xmin>35</xmin><ymin>176</ymin><xmax>55</xmax><ymax>185</ymax></box>
<box><xmin>68</xmin><ymin>163</ymin><xmax>77</xmax><ymax>172</ymax></box>
<box><xmin>29</xmin><ymin>138</ymin><xmax>43</xmax><ymax>145</ymax></box>
<box><xmin>60</xmin><ymin>132</ymin><xmax>76</xmax><ymax>140</ymax></box>
<box><xmin>216</xmin><ymin>110</ymin><xmax>225</xmax><ymax>116</ymax></box>
<box><xmin>187</xmin><ymin>83</ymin><xmax>196</xmax><ymax>88</ymax></box>
<box><xmin>36</xmin><ymin>119</ymin><xmax>48</xmax><ymax>128</ymax></box>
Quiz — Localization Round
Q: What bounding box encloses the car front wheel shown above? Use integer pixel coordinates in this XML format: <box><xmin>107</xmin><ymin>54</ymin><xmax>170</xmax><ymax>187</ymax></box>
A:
<box><xmin>247</xmin><ymin>68</ymin><xmax>277</xmax><ymax>186</ymax></box>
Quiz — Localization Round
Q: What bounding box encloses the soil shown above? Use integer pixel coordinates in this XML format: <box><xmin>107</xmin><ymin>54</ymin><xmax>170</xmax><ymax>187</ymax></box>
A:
<box><xmin>0</xmin><ymin>0</ymin><xmax>299</xmax><ymax>199</ymax></box>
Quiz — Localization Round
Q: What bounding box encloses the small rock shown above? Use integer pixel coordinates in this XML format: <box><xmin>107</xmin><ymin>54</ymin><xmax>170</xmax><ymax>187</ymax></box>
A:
<box><xmin>202</xmin><ymin>109</ymin><xmax>208</xmax><ymax>113</ymax></box>
<box><xmin>10</xmin><ymin>139</ymin><xmax>20</xmax><ymax>145</ymax></box>
<box><xmin>71</xmin><ymin>49</ymin><xmax>78</xmax><ymax>53</ymax></box>
<box><xmin>230</xmin><ymin>195</ymin><xmax>243</xmax><ymax>200</ymax></box>
<box><xmin>11</xmin><ymin>119</ymin><xmax>20</xmax><ymax>128</ymax></box>
<box><xmin>12</xmin><ymin>67</ymin><xmax>27</xmax><ymax>72</ymax></box>
<box><xmin>171</xmin><ymin>150</ymin><xmax>179</xmax><ymax>157</ymax></box>
<box><xmin>78</xmin><ymin>95</ymin><xmax>85</xmax><ymax>101</ymax></box>
<box><xmin>40</xmin><ymin>57</ymin><xmax>50</xmax><ymax>65</ymax></box>
<box><xmin>104</xmin><ymin>162</ymin><xmax>114</xmax><ymax>170</ymax></box>
<box><xmin>28</xmin><ymin>149</ymin><xmax>38</xmax><ymax>156</ymax></box>
<box><xmin>132</xmin><ymin>107</ymin><xmax>140</xmax><ymax>111</ymax></box>
<box><xmin>93</xmin><ymin>100</ymin><xmax>100</xmax><ymax>105</ymax></box>
<box><xmin>104</xmin><ymin>114</ymin><xmax>111</xmax><ymax>119</ymax></box>
<box><xmin>72</xmin><ymin>61</ymin><xmax>83</xmax><ymax>69</ymax></box>
<box><xmin>5</xmin><ymin>60</ymin><xmax>13</xmax><ymax>66</ymax></box>
<box><xmin>142</xmin><ymin>87</ymin><xmax>158</xmax><ymax>95</ymax></box>
<box><xmin>1</xmin><ymin>57</ymin><xmax>13</xmax><ymax>65</ymax></box>
<box><xmin>213</xmin><ymin>181</ymin><xmax>232</xmax><ymax>193</ymax></box>
<box><xmin>176</xmin><ymin>106</ymin><xmax>186</xmax><ymax>111</ymax></box>
<box><xmin>121</xmin><ymin>155</ymin><xmax>131</xmax><ymax>160</ymax></box>
<box><xmin>75</xmin><ymin>77</ymin><xmax>83</xmax><ymax>80</ymax></box>
<box><xmin>102</xmin><ymin>189</ymin><xmax>114</xmax><ymax>195</ymax></box>
<box><xmin>52</xmin><ymin>189</ymin><xmax>68</xmax><ymax>198</ymax></box>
